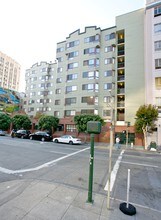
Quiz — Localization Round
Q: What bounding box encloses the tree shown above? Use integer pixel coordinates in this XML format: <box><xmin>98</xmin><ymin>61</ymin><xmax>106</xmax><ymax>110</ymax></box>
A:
<box><xmin>74</xmin><ymin>114</ymin><xmax>105</xmax><ymax>142</ymax></box>
<box><xmin>12</xmin><ymin>115</ymin><xmax>32</xmax><ymax>130</ymax></box>
<box><xmin>0</xmin><ymin>113</ymin><xmax>11</xmax><ymax>130</ymax></box>
<box><xmin>38</xmin><ymin>115</ymin><xmax>59</xmax><ymax>134</ymax></box>
<box><xmin>135</xmin><ymin>104</ymin><xmax>158</xmax><ymax>150</ymax></box>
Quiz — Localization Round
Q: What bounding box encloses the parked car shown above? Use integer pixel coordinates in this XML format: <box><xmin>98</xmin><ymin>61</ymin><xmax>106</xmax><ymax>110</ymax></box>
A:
<box><xmin>29</xmin><ymin>131</ymin><xmax>52</xmax><ymax>142</ymax></box>
<box><xmin>0</xmin><ymin>130</ymin><xmax>6</xmax><ymax>136</ymax></box>
<box><xmin>15</xmin><ymin>130</ymin><xmax>31</xmax><ymax>139</ymax></box>
<box><xmin>53</xmin><ymin>135</ymin><xmax>82</xmax><ymax>145</ymax></box>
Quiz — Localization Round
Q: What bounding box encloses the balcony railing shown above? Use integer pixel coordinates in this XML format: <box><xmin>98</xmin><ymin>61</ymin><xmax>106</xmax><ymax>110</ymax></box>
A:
<box><xmin>118</xmin><ymin>39</ymin><xmax>124</xmax><ymax>44</ymax></box>
<box><xmin>117</xmin><ymin>75</ymin><xmax>125</xmax><ymax>81</ymax></box>
<box><xmin>117</xmin><ymin>88</ymin><xmax>125</xmax><ymax>94</ymax></box>
<box><xmin>118</xmin><ymin>62</ymin><xmax>124</xmax><ymax>68</ymax></box>
<box><xmin>117</xmin><ymin>50</ymin><xmax>125</xmax><ymax>56</ymax></box>
<box><xmin>117</xmin><ymin>102</ymin><xmax>125</xmax><ymax>107</ymax></box>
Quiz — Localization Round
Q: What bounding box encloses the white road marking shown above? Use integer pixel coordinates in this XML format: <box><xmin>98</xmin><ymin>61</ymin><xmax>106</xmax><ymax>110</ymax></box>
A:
<box><xmin>49</xmin><ymin>151</ymin><xmax>67</xmax><ymax>155</ymax></box>
<box><xmin>121</xmin><ymin>161</ymin><xmax>158</xmax><ymax>168</ymax></box>
<box><xmin>0</xmin><ymin>147</ymin><xmax>90</xmax><ymax>174</ymax></box>
<box><xmin>104</xmin><ymin>150</ymin><xmax>125</xmax><ymax>192</ymax></box>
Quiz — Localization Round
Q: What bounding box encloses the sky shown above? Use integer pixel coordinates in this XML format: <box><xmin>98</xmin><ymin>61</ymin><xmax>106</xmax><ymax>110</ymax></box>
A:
<box><xmin>0</xmin><ymin>0</ymin><xmax>145</xmax><ymax>92</ymax></box>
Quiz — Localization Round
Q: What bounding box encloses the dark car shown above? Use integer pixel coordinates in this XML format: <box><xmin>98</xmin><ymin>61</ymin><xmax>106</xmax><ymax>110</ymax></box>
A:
<box><xmin>15</xmin><ymin>130</ymin><xmax>31</xmax><ymax>139</ymax></box>
<box><xmin>29</xmin><ymin>131</ymin><xmax>52</xmax><ymax>142</ymax></box>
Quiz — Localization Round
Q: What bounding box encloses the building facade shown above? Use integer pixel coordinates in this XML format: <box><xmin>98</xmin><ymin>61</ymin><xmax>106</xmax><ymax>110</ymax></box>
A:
<box><xmin>0</xmin><ymin>51</ymin><xmax>21</xmax><ymax>91</ymax></box>
<box><xmin>145</xmin><ymin>0</ymin><xmax>161</xmax><ymax>145</ymax></box>
<box><xmin>23</xmin><ymin>1</ymin><xmax>161</xmax><ymax>145</ymax></box>
<box><xmin>24</xmin><ymin>61</ymin><xmax>57</xmax><ymax>117</ymax></box>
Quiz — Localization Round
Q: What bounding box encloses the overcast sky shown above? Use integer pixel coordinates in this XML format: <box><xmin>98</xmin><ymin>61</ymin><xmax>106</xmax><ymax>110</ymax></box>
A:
<box><xmin>0</xmin><ymin>0</ymin><xmax>145</xmax><ymax>92</ymax></box>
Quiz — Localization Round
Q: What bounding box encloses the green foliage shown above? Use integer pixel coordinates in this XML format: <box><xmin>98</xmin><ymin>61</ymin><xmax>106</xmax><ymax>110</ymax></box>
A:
<box><xmin>38</xmin><ymin>115</ymin><xmax>59</xmax><ymax>133</ymax></box>
<box><xmin>135</xmin><ymin>104</ymin><xmax>158</xmax><ymax>133</ymax></box>
<box><xmin>5</xmin><ymin>105</ymin><xmax>19</xmax><ymax>113</ymax></box>
<box><xmin>12</xmin><ymin>115</ymin><xmax>32</xmax><ymax>130</ymax></box>
<box><xmin>74</xmin><ymin>114</ymin><xmax>105</xmax><ymax>133</ymax></box>
<box><xmin>0</xmin><ymin>113</ymin><xmax>11</xmax><ymax>130</ymax></box>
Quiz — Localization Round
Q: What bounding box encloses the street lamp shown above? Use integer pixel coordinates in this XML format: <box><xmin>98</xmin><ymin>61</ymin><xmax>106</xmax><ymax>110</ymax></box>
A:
<box><xmin>107</xmin><ymin>90</ymin><xmax>115</xmax><ymax>209</ymax></box>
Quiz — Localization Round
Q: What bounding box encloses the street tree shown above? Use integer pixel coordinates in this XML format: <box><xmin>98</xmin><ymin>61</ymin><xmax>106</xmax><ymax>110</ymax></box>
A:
<box><xmin>38</xmin><ymin>115</ymin><xmax>59</xmax><ymax>134</ymax></box>
<box><xmin>0</xmin><ymin>113</ymin><xmax>11</xmax><ymax>130</ymax></box>
<box><xmin>135</xmin><ymin>104</ymin><xmax>158</xmax><ymax>149</ymax></box>
<box><xmin>12</xmin><ymin>115</ymin><xmax>32</xmax><ymax>130</ymax></box>
<box><xmin>74</xmin><ymin>114</ymin><xmax>105</xmax><ymax>142</ymax></box>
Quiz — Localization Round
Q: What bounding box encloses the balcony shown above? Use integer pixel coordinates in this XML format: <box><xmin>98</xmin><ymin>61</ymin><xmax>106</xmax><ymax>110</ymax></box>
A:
<box><xmin>117</xmin><ymin>88</ymin><xmax>125</xmax><ymax>94</ymax></box>
<box><xmin>118</xmin><ymin>62</ymin><xmax>125</xmax><ymax>68</ymax></box>
<box><xmin>118</xmin><ymin>50</ymin><xmax>125</xmax><ymax>56</ymax></box>
<box><xmin>117</xmin><ymin>75</ymin><xmax>125</xmax><ymax>81</ymax></box>
<box><xmin>118</xmin><ymin>39</ymin><xmax>124</xmax><ymax>44</ymax></box>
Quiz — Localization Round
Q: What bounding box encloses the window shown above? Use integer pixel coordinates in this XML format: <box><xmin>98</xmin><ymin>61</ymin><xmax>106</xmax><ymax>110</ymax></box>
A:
<box><xmin>64</xmin><ymin>110</ymin><xmax>76</xmax><ymax>116</ymax></box>
<box><xmin>155</xmin><ymin>77</ymin><xmax>161</xmax><ymax>89</ymax></box>
<box><xmin>68</xmin><ymin>51</ymin><xmax>79</xmax><ymax>59</ymax></box>
<box><xmin>57</xmin><ymin>47</ymin><xmax>64</xmax><ymax>53</ymax></box>
<box><xmin>66</xmin><ymin>85</ymin><xmax>77</xmax><ymax>93</ymax></box>
<box><xmin>54</xmin><ymin>111</ymin><xmax>60</xmax><ymax>117</ymax></box>
<box><xmin>41</xmin><ymin>68</ymin><xmax>47</xmax><ymax>72</ymax></box>
<box><xmin>103</xmin><ymin>110</ymin><xmax>110</xmax><ymax>117</ymax></box>
<box><xmin>56</xmin><ymin>88</ymin><xmax>61</xmax><ymax>94</ymax></box>
<box><xmin>67</xmin><ymin>73</ymin><xmax>78</xmax><ymax>81</ymax></box>
<box><xmin>82</xmin><ymin>83</ymin><xmax>99</xmax><ymax>92</ymax></box>
<box><xmin>104</xmin><ymin>96</ymin><xmax>111</xmax><ymax>103</ymax></box>
<box><xmin>104</xmin><ymin>70</ymin><xmax>112</xmax><ymax>77</ymax></box>
<box><xmin>55</xmin><ymin>99</ymin><xmax>60</xmax><ymax>105</ymax></box>
<box><xmin>57</xmin><ymin>67</ymin><xmax>63</xmax><ymax>73</ymax></box>
<box><xmin>84</xmin><ymin>47</ymin><xmax>100</xmax><ymax>54</ymax></box>
<box><xmin>66</xmin><ymin>40</ymin><xmax>79</xmax><ymax>49</ymax></box>
<box><xmin>56</xmin><ymin>77</ymin><xmax>62</xmax><ymax>83</ymax></box>
<box><xmin>155</xmin><ymin>97</ymin><xmax>161</xmax><ymax>107</ymax></box>
<box><xmin>105</xmin><ymin>58</ymin><xmax>114</xmax><ymax>65</ymax></box>
<box><xmin>105</xmin><ymin>46</ymin><xmax>114</xmax><ymax>53</ymax></box>
<box><xmin>83</xmin><ymin>59</ymin><xmax>99</xmax><ymax>67</ymax></box>
<box><xmin>154</xmin><ymin>41</ymin><xmax>161</xmax><ymax>51</ymax></box>
<box><xmin>154</xmin><ymin>6</ymin><xmax>161</xmax><ymax>17</ymax></box>
<box><xmin>65</xmin><ymin>97</ymin><xmax>76</xmax><ymax>105</ymax></box>
<box><xmin>66</xmin><ymin>124</ymin><xmax>77</xmax><ymax>132</ymax></box>
<box><xmin>105</xmin><ymin>33</ymin><xmax>115</xmax><ymax>41</ymax></box>
<box><xmin>84</xmin><ymin>34</ymin><xmax>100</xmax><ymax>43</ymax></box>
<box><xmin>83</xmin><ymin>71</ymin><xmax>99</xmax><ymax>79</ymax></box>
<box><xmin>57</xmin><ymin>57</ymin><xmax>63</xmax><ymax>62</ymax></box>
<box><xmin>155</xmin><ymin>59</ymin><xmax>161</xmax><ymax>69</ymax></box>
<box><xmin>30</xmin><ymin>92</ymin><xmax>36</xmax><ymax>97</ymax></box>
<box><xmin>28</xmin><ymin>107</ymin><xmax>34</xmax><ymax>112</ymax></box>
<box><xmin>104</xmin><ymin>83</ymin><xmax>112</xmax><ymax>90</ymax></box>
<box><xmin>154</xmin><ymin>23</ymin><xmax>161</xmax><ymax>33</ymax></box>
<box><xmin>81</xmin><ymin>109</ymin><xmax>95</xmax><ymax>114</ymax></box>
<box><xmin>30</xmin><ymin>84</ymin><xmax>36</xmax><ymax>89</ymax></box>
<box><xmin>28</xmin><ymin>100</ymin><xmax>35</xmax><ymax>105</ymax></box>
<box><xmin>67</xmin><ymin>62</ymin><xmax>78</xmax><ymax>69</ymax></box>
<box><xmin>81</xmin><ymin>96</ymin><xmax>95</xmax><ymax>105</ymax></box>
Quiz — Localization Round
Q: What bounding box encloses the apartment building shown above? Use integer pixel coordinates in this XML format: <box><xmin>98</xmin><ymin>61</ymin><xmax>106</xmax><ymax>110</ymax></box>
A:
<box><xmin>24</xmin><ymin>1</ymin><xmax>161</xmax><ymax>144</ymax></box>
<box><xmin>0</xmin><ymin>51</ymin><xmax>21</xmax><ymax>91</ymax></box>
<box><xmin>24</xmin><ymin>61</ymin><xmax>57</xmax><ymax>116</ymax></box>
<box><xmin>55</xmin><ymin>9</ymin><xmax>144</xmax><ymax>127</ymax></box>
<box><xmin>145</xmin><ymin>0</ymin><xmax>161</xmax><ymax>144</ymax></box>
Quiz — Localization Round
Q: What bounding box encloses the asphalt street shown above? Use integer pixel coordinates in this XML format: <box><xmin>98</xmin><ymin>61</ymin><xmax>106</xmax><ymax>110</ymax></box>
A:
<box><xmin>0</xmin><ymin>136</ymin><xmax>161</xmax><ymax>216</ymax></box>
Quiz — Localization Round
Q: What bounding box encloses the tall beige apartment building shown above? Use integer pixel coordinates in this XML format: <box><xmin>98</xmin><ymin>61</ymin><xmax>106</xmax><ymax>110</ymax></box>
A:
<box><xmin>0</xmin><ymin>51</ymin><xmax>21</xmax><ymax>91</ymax></box>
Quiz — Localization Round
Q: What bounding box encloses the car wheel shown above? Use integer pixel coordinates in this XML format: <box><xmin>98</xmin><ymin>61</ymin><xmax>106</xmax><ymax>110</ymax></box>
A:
<box><xmin>30</xmin><ymin>136</ymin><xmax>33</xmax><ymax>140</ymax></box>
<box><xmin>54</xmin><ymin>139</ymin><xmax>58</xmax><ymax>143</ymax></box>
<box><xmin>41</xmin><ymin>137</ymin><xmax>45</xmax><ymax>142</ymax></box>
<box><xmin>69</xmin><ymin>141</ymin><xmax>73</xmax><ymax>145</ymax></box>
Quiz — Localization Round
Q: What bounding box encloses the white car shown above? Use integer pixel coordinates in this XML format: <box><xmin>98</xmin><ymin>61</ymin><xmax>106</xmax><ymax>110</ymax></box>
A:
<box><xmin>53</xmin><ymin>135</ymin><xmax>82</xmax><ymax>145</ymax></box>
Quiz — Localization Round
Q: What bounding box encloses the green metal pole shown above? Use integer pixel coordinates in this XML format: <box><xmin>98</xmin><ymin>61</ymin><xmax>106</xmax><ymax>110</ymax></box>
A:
<box><xmin>87</xmin><ymin>133</ymin><xmax>95</xmax><ymax>203</ymax></box>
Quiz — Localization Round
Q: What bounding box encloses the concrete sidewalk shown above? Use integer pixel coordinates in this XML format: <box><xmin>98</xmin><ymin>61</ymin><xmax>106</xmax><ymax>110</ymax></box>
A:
<box><xmin>0</xmin><ymin>179</ymin><xmax>160</xmax><ymax>220</ymax></box>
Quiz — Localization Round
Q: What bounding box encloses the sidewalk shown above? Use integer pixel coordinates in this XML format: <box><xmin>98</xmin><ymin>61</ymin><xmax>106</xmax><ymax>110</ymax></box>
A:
<box><xmin>0</xmin><ymin>179</ymin><xmax>160</xmax><ymax>220</ymax></box>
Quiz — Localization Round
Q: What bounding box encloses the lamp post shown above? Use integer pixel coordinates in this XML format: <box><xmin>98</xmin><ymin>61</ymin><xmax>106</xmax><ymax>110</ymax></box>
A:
<box><xmin>107</xmin><ymin>91</ymin><xmax>114</xmax><ymax>209</ymax></box>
